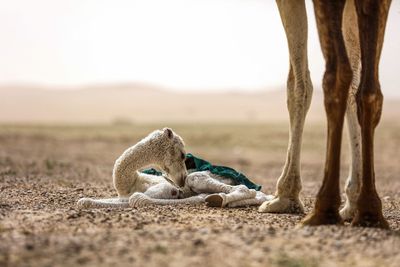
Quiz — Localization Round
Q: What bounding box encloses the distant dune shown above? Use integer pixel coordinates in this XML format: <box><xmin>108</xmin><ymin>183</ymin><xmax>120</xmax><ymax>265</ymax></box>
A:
<box><xmin>0</xmin><ymin>84</ymin><xmax>398</xmax><ymax>124</ymax></box>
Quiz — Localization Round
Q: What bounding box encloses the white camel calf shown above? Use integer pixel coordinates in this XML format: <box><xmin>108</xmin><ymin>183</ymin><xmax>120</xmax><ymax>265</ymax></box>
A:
<box><xmin>77</xmin><ymin>128</ymin><xmax>273</xmax><ymax>209</ymax></box>
<box><xmin>132</xmin><ymin>168</ymin><xmax>274</xmax><ymax>208</ymax></box>
<box><xmin>78</xmin><ymin>128</ymin><xmax>188</xmax><ymax>208</ymax></box>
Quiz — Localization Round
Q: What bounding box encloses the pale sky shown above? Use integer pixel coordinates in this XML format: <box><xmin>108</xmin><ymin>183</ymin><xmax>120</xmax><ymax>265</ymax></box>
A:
<box><xmin>0</xmin><ymin>0</ymin><xmax>399</xmax><ymax>96</ymax></box>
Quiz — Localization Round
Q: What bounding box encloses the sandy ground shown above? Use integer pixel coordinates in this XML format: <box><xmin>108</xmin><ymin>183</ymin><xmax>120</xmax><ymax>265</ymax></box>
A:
<box><xmin>0</xmin><ymin>123</ymin><xmax>399</xmax><ymax>267</ymax></box>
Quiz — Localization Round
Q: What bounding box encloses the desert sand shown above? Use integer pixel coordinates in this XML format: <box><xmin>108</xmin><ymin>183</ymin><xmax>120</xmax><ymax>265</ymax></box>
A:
<box><xmin>0</xmin><ymin>120</ymin><xmax>399</xmax><ymax>267</ymax></box>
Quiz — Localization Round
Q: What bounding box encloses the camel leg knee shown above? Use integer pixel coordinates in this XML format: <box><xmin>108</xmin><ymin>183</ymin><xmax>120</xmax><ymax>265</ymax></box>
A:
<box><xmin>144</xmin><ymin>183</ymin><xmax>181</xmax><ymax>199</ymax></box>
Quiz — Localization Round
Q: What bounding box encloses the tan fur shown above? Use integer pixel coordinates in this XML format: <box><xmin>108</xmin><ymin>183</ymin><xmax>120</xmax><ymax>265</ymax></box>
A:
<box><xmin>259</xmin><ymin>0</ymin><xmax>312</xmax><ymax>214</ymax></box>
<box><xmin>260</xmin><ymin>0</ymin><xmax>391</xmax><ymax>229</ymax></box>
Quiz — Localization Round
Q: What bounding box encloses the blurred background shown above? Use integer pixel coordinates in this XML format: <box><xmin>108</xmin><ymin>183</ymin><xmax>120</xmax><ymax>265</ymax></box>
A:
<box><xmin>0</xmin><ymin>0</ymin><xmax>399</xmax><ymax>124</ymax></box>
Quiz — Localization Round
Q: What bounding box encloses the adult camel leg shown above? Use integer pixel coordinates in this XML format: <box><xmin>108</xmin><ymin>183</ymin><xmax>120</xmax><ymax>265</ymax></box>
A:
<box><xmin>301</xmin><ymin>0</ymin><xmax>352</xmax><ymax>226</ymax></box>
<box><xmin>259</xmin><ymin>0</ymin><xmax>312</xmax><ymax>214</ymax></box>
<box><xmin>351</xmin><ymin>0</ymin><xmax>391</xmax><ymax>228</ymax></box>
<box><xmin>340</xmin><ymin>0</ymin><xmax>362</xmax><ymax>221</ymax></box>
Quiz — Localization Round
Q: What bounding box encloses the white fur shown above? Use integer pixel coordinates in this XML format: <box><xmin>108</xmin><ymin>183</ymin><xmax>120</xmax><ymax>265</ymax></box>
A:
<box><xmin>128</xmin><ymin>171</ymin><xmax>273</xmax><ymax>208</ymax></box>
<box><xmin>259</xmin><ymin>0</ymin><xmax>312</xmax><ymax>214</ymax></box>
<box><xmin>77</xmin><ymin>128</ymin><xmax>273</xmax><ymax>209</ymax></box>
<box><xmin>77</xmin><ymin>128</ymin><xmax>187</xmax><ymax>208</ymax></box>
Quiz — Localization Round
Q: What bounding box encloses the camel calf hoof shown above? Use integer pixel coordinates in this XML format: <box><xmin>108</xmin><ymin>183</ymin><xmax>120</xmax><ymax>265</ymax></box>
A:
<box><xmin>258</xmin><ymin>197</ymin><xmax>304</xmax><ymax>214</ymax></box>
<box><xmin>205</xmin><ymin>194</ymin><xmax>225</xmax><ymax>208</ymax></box>
<box><xmin>77</xmin><ymin>198</ymin><xmax>93</xmax><ymax>208</ymax></box>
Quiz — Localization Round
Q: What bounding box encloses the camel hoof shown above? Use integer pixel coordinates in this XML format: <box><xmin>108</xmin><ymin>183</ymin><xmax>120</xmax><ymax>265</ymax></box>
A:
<box><xmin>351</xmin><ymin>193</ymin><xmax>389</xmax><ymax>229</ymax></box>
<box><xmin>300</xmin><ymin>210</ymin><xmax>343</xmax><ymax>227</ymax></box>
<box><xmin>258</xmin><ymin>197</ymin><xmax>304</xmax><ymax>214</ymax></box>
<box><xmin>205</xmin><ymin>194</ymin><xmax>225</xmax><ymax>208</ymax></box>
<box><xmin>339</xmin><ymin>203</ymin><xmax>356</xmax><ymax>222</ymax></box>
<box><xmin>351</xmin><ymin>213</ymin><xmax>389</xmax><ymax>229</ymax></box>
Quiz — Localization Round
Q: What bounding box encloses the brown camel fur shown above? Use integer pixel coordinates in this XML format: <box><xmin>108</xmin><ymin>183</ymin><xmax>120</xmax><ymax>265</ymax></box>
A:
<box><xmin>260</xmin><ymin>0</ymin><xmax>392</xmax><ymax>229</ymax></box>
<box><xmin>301</xmin><ymin>0</ymin><xmax>392</xmax><ymax>228</ymax></box>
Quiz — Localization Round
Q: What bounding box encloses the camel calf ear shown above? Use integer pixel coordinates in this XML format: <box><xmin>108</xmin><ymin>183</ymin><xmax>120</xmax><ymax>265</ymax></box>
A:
<box><xmin>163</xmin><ymin>128</ymin><xmax>173</xmax><ymax>139</ymax></box>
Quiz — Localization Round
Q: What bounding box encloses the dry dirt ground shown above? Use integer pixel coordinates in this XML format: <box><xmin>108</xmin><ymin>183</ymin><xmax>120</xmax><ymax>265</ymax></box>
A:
<box><xmin>0</xmin><ymin>123</ymin><xmax>399</xmax><ymax>267</ymax></box>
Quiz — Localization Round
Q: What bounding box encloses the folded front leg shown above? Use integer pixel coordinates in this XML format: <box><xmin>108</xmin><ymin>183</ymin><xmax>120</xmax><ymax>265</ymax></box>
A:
<box><xmin>128</xmin><ymin>182</ymin><xmax>206</xmax><ymax>207</ymax></box>
<box><xmin>185</xmin><ymin>171</ymin><xmax>257</xmax><ymax>207</ymax></box>
<box><xmin>143</xmin><ymin>182</ymin><xmax>182</xmax><ymax>199</ymax></box>
<box><xmin>205</xmin><ymin>186</ymin><xmax>257</xmax><ymax>208</ymax></box>
<box><xmin>185</xmin><ymin>171</ymin><xmax>235</xmax><ymax>194</ymax></box>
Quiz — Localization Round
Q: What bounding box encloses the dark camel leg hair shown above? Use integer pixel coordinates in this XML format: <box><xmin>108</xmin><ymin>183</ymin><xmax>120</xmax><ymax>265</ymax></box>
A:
<box><xmin>351</xmin><ymin>0</ymin><xmax>392</xmax><ymax>229</ymax></box>
<box><xmin>301</xmin><ymin>0</ymin><xmax>352</xmax><ymax>226</ymax></box>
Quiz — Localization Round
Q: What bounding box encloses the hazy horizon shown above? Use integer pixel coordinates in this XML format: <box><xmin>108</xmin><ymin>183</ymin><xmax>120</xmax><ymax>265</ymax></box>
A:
<box><xmin>1</xmin><ymin>0</ymin><xmax>399</xmax><ymax>97</ymax></box>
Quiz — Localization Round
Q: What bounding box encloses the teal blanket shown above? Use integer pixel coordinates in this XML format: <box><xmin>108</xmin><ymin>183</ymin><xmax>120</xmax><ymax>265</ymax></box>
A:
<box><xmin>142</xmin><ymin>153</ymin><xmax>261</xmax><ymax>191</ymax></box>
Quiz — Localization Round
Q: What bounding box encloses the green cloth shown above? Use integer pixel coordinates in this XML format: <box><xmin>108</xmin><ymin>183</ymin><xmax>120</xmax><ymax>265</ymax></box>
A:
<box><xmin>141</xmin><ymin>153</ymin><xmax>261</xmax><ymax>191</ymax></box>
